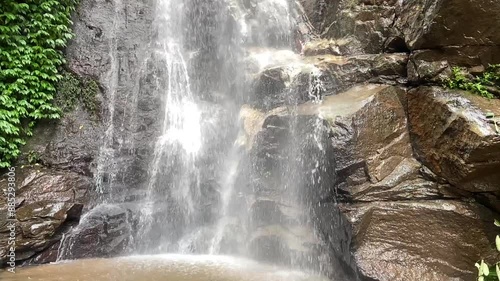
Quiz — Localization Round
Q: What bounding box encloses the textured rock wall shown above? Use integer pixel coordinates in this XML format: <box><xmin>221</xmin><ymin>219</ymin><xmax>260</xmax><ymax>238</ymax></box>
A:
<box><xmin>287</xmin><ymin>0</ymin><xmax>500</xmax><ymax>280</ymax></box>
<box><xmin>1</xmin><ymin>1</ymin><xmax>500</xmax><ymax>280</ymax></box>
<box><xmin>1</xmin><ymin>0</ymin><xmax>155</xmax><ymax>266</ymax></box>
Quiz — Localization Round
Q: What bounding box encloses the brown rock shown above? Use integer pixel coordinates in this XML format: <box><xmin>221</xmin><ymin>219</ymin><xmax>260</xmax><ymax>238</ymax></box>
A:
<box><xmin>299</xmin><ymin>0</ymin><xmax>400</xmax><ymax>54</ymax></box>
<box><xmin>0</xmin><ymin>167</ymin><xmax>90</xmax><ymax>265</ymax></box>
<box><xmin>314</xmin><ymin>84</ymin><xmax>412</xmax><ymax>183</ymax></box>
<box><xmin>396</xmin><ymin>0</ymin><xmax>500</xmax><ymax>50</ymax></box>
<box><xmin>349</xmin><ymin>200</ymin><xmax>498</xmax><ymax>281</ymax></box>
<box><xmin>408</xmin><ymin>87</ymin><xmax>500</xmax><ymax>192</ymax></box>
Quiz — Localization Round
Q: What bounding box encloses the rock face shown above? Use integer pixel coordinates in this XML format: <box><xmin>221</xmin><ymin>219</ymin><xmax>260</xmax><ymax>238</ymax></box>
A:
<box><xmin>342</xmin><ymin>201</ymin><xmax>497</xmax><ymax>281</ymax></box>
<box><xmin>395</xmin><ymin>0</ymin><xmax>500</xmax><ymax>50</ymax></box>
<box><xmin>0</xmin><ymin>168</ymin><xmax>90</xmax><ymax>264</ymax></box>
<box><xmin>2</xmin><ymin>0</ymin><xmax>500</xmax><ymax>280</ymax></box>
<box><xmin>241</xmin><ymin>84</ymin><xmax>499</xmax><ymax>280</ymax></box>
<box><xmin>408</xmin><ymin>87</ymin><xmax>500</xmax><ymax>193</ymax></box>
<box><xmin>1</xmin><ymin>0</ymin><xmax>156</xmax><ymax>266</ymax></box>
<box><xmin>293</xmin><ymin>0</ymin><xmax>500</xmax><ymax>279</ymax></box>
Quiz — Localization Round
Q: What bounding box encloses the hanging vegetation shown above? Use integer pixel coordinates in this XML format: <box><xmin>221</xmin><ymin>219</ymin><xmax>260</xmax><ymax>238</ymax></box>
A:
<box><xmin>0</xmin><ymin>0</ymin><xmax>78</xmax><ymax>167</ymax></box>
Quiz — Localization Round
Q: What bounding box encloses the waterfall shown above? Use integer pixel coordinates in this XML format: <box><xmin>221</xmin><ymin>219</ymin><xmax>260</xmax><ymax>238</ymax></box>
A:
<box><xmin>135</xmin><ymin>0</ymin><xmax>203</xmax><ymax>252</ymax></box>
<box><xmin>58</xmin><ymin>0</ymin><xmax>335</xmax><ymax>278</ymax></box>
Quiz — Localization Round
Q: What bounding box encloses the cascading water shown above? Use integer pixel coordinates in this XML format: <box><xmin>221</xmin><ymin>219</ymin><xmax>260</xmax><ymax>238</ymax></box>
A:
<box><xmin>136</xmin><ymin>0</ymin><xmax>203</xmax><ymax>252</ymax></box>
<box><xmin>55</xmin><ymin>0</ymin><xmax>341</xmax><ymax>279</ymax></box>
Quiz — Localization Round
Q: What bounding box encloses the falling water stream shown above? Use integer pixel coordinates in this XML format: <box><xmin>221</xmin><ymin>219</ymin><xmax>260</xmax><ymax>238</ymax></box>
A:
<box><xmin>3</xmin><ymin>0</ymin><xmax>342</xmax><ymax>280</ymax></box>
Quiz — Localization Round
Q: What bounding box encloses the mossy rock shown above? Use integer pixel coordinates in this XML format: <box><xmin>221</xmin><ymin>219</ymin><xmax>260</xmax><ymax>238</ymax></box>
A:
<box><xmin>55</xmin><ymin>69</ymin><xmax>101</xmax><ymax>119</ymax></box>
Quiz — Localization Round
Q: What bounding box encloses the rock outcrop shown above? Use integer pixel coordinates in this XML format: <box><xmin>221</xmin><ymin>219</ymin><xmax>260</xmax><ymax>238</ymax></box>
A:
<box><xmin>0</xmin><ymin>168</ymin><xmax>90</xmax><ymax>264</ymax></box>
<box><xmin>241</xmin><ymin>83</ymin><xmax>499</xmax><ymax>280</ymax></box>
<box><xmin>408</xmin><ymin>87</ymin><xmax>500</xmax><ymax>193</ymax></box>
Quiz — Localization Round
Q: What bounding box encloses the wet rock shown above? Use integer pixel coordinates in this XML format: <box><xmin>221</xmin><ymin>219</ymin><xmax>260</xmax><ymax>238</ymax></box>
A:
<box><xmin>348</xmin><ymin>200</ymin><xmax>497</xmax><ymax>281</ymax></box>
<box><xmin>345</xmin><ymin>158</ymin><xmax>463</xmax><ymax>202</ymax></box>
<box><xmin>21</xmin><ymin>107</ymin><xmax>104</xmax><ymax>176</ymax></box>
<box><xmin>0</xmin><ymin>168</ymin><xmax>90</xmax><ymax>265</ymax></box>
<box><xmin>251</xmin><ymin>66</ymin><xmax>294</xmax><ymax>109</ymax></box>
<box><xmin>250</xmin><ymin>199</ymin><xmax>284</xmax><ymax>227</ymax></box>
<box><xmin>248</xmin><ymin>113</ymin><xmax>336</xmax><ymax>203</ymax></box>
<box><xmin>15</xmin><ymin>168</ymin><xmax>90</xmax><ymax>204</ymax></box>
<box><xmin>299</xmin><ymin>0</ymin><xmax>401</xmax><ymax>54</ymax></box>
<box><xmin>319</xmin><ymin>84</ymin><xmax>412</xmax><ymax>184</ymax></box>
<box><xmin>407</xmin><ymin>48</ymin><xmax>500</xmax><ymax>84</ymax></box>
<box><xmin>307</xmin><ymin>53</ymin><xmax>408</xmax><ymax>95</ymax></box>
<box><xmin>249</xmin><ymin>53</ymin><xmax>408</xmax><ymax>110</ymax></box>
<box><xmin>408</xmin><ymin>57</ymin><xmax>451</xmax><ymax>84</ymax></box>
<box><xmin>59</xmin><ymin>204</ymin><xmax>132</xmax><ymax>260</ymax></box>
<box><xmin>408</xmin><ymin>87</ymin><xmax>500</xmax><ymax>192</ymax></box>
<box><xmin>303</xmin><ymin>38</ymin><xmax>364</xmax><ymax>56</ymax></box>
<box><xmin>396</xmin><ymin>0</ymin><xmax>500</xmax><ymax>50</ymax></box>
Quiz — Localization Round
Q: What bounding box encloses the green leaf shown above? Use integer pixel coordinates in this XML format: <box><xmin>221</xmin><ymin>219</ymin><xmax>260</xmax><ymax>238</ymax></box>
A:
<box><xmin>496</xmin><ymin>235</ymin><xmax>500</xmax><ymax>252</ymax></box>
<box><xmin>496</xmin><ymin>264</ymin><xmax>500</xmax><ymax>281</ymax></box>
<box><xmin>482</xmin><ymin>261</ymin><xmax>490</xmax><ymax>276</ymax></box>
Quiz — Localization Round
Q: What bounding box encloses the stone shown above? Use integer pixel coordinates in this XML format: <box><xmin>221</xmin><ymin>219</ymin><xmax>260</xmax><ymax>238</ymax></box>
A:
<box><xmin>299</xmin><ymin>0</ymin><xmax>401</xmax><ymax>54</ymax></box>
<box><xmin>248</xmin><ymin>224</ymin><xmax>323</xmax><ymax>268</ymax></box>
<box><xmin>408</xmin><ymin>86</ymin><xmax>500</xmax><ymax>192</ymax></box>
<box><xmin>58</xmin><ymin>204</ymin><xmax>132</xmax><ymax>260</ymax></box>
<box><xmin>318</xmin><ymin>84</ymin><xmax>412</xmax><ymax>184</ymax></box>
<box><xmin>0</xmin><ymin>168</ymin><xmax>90</xmax><ymax>265</ymax></box>
<box><xmin>407</xmin><ymin>47</ymin><xmax>500</xmax><ymax>84</ymax></box>
<box><xmin>249</xmin><ymin>53</ymin><xmax>408</xmax><ymax>111</ymax></box>
<box><xmin>305</xmin><ymin>53</ymin><xmax>408</xmax><ymax>95</ymax></box>
<box><xmin>349</xmin><ymin>200</ymin><xmax>497</xmax><ymax>281</ymax></box>
<box><xmin>396</xmin><ymin>0</ymin><xmax>500</xmax><ymax>50</ymax></box>
<box><xmin>303</xmin><ymin>38</ymin><xmax>364</xmax><ymax>56</ymax></box>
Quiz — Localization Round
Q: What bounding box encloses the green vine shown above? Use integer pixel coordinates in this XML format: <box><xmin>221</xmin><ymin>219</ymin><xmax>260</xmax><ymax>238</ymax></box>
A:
<box><xmin>0</xmin><ymin>0</ymin><xmax>78</xmax><ymax>168</ymax></box>
<box><xmin>475</xmin><ymin>220</ymin><xmax>500</xmax><ymax>281</ymax></box>
<box><xmin>446</xmin><ymin>65</ymin><xmax>500</xmax><ymax>99</ymax></box>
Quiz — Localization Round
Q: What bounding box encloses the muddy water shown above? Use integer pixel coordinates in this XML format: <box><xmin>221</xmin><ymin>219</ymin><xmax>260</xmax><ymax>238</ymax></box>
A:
<box><xmin>0</xmin><ymin>255</ymin><xmax>329</xmax><ymax>281</ymax></box>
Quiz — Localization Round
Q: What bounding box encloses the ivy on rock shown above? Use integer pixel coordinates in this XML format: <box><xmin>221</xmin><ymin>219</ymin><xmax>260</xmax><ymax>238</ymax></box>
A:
<box><xmin>0</xmin><ymin>0</ymin><xmax>78</xmax><ymax>167</ymax></box>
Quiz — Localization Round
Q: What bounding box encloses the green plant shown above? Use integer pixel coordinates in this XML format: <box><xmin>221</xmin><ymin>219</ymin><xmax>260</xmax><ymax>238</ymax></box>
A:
<box><xmin>446</xmin><ymin>65</ymin><xmax>500</xmax><ymax>99</ymax></box>
<box><xmin>475</xmin><ymin>220</ymin><xmax>500</xmax><ymax>281</ymax></box>
<box><xmin>26</xmin><ymin>149</ymin><xmax>40</xmax><ymax>164</ymax></box>
<box><xmin>0</xmin><ymin>0</ymin><xmax>78</xmax><ymax>167</ymax></box>
<box><xmin>55</xmin><ymin>69</ymin><xmax>100</xmax><ymax>116</ymax></box>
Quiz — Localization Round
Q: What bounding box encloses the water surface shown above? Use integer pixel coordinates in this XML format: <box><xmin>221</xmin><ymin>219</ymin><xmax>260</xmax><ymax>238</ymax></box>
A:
<box><xmin>0</xmin><ymin>255</ymin><xmax>329</xmax><ymax>281</ymax></box>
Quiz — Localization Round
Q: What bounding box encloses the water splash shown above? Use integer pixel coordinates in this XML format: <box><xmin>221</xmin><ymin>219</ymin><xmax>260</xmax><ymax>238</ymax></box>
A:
<box><xmin>136</xmin><ymin>0</ymin><xmax>203</xmax><ymax>252</ymax></box>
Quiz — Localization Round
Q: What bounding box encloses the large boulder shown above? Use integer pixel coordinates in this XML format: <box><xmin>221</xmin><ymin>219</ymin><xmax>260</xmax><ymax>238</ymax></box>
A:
<box><xmin>318</xmin><ymin>200</ymin><xmax>498</xmax><ymax>281</ymax></box>
<box><xmin>56</xmin><ymin>204</ymin><xmax>133</xmax><ymax>260</ymax></box>
<box><xmin>0</xmin><ymin>168</ymin><xmax>90</xmax><ymax>265</ymax></box>
<box><xmin>408</xmin><ymin>87</ymin><xmax>500</xmax><ymax>193</ymax></box>
<box><xmin>319</xmin><ymin>84</ymin><xmax>412</xmax><ymax>185</ymax></box>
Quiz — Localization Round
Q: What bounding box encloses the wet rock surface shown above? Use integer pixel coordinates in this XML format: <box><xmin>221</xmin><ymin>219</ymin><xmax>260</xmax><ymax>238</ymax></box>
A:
<box><xmin>242</xmin><ymin>82</ymin><xmax>500</xmax><ymax>280</ymax></box>
<box><xmin>343</xmin><ymin>200</ymin><xmax>498</xmax><ymax>281</ymax></box>
<box><xmin>4</xmin><ymin>0</ymin><xmax>500</xmax><ymax>280</ymax></box>
<box><xmin>408</xmin><ymin>87</ymin><xmax>500</xmax><ymax>193</ymax></box>
<box><xmin>395</xmin><ymin>0</ymin><xmax>500</xmax><ymax>50</ymax></box>
<box><xmin>57</xmin><ymin>204</ymin><xmax>133</xmax><ymax>260</ymax></box>
<box><xmin>0</xmin><ymin>168</ymin><xmax>90</xmax><ymax>264</ymax></box>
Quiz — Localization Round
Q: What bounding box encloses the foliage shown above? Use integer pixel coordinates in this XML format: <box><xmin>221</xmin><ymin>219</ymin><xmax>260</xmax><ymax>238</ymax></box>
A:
<box><xmin>476</xmin><ymin>220</ymin><xmax>500</xmax><ymax>281</ymax></box>
<box><xmin>0</xmin><ymin>0</ymin><xmax>78</xmax><ymax>168</ymax></box>
<box><xmin>26</xmin><ymin>149</ymin><xmax>40</xmax><ymax>164</ymax></box>
<box><xmin>55</xmin><ymin>69</ymin><xmax>100</xmax><ymax>116</ymax></box>
<box><xmin>446</xmin><ymin>65</ymin><xmax>500</xmax><ymax>99</ymax></box>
